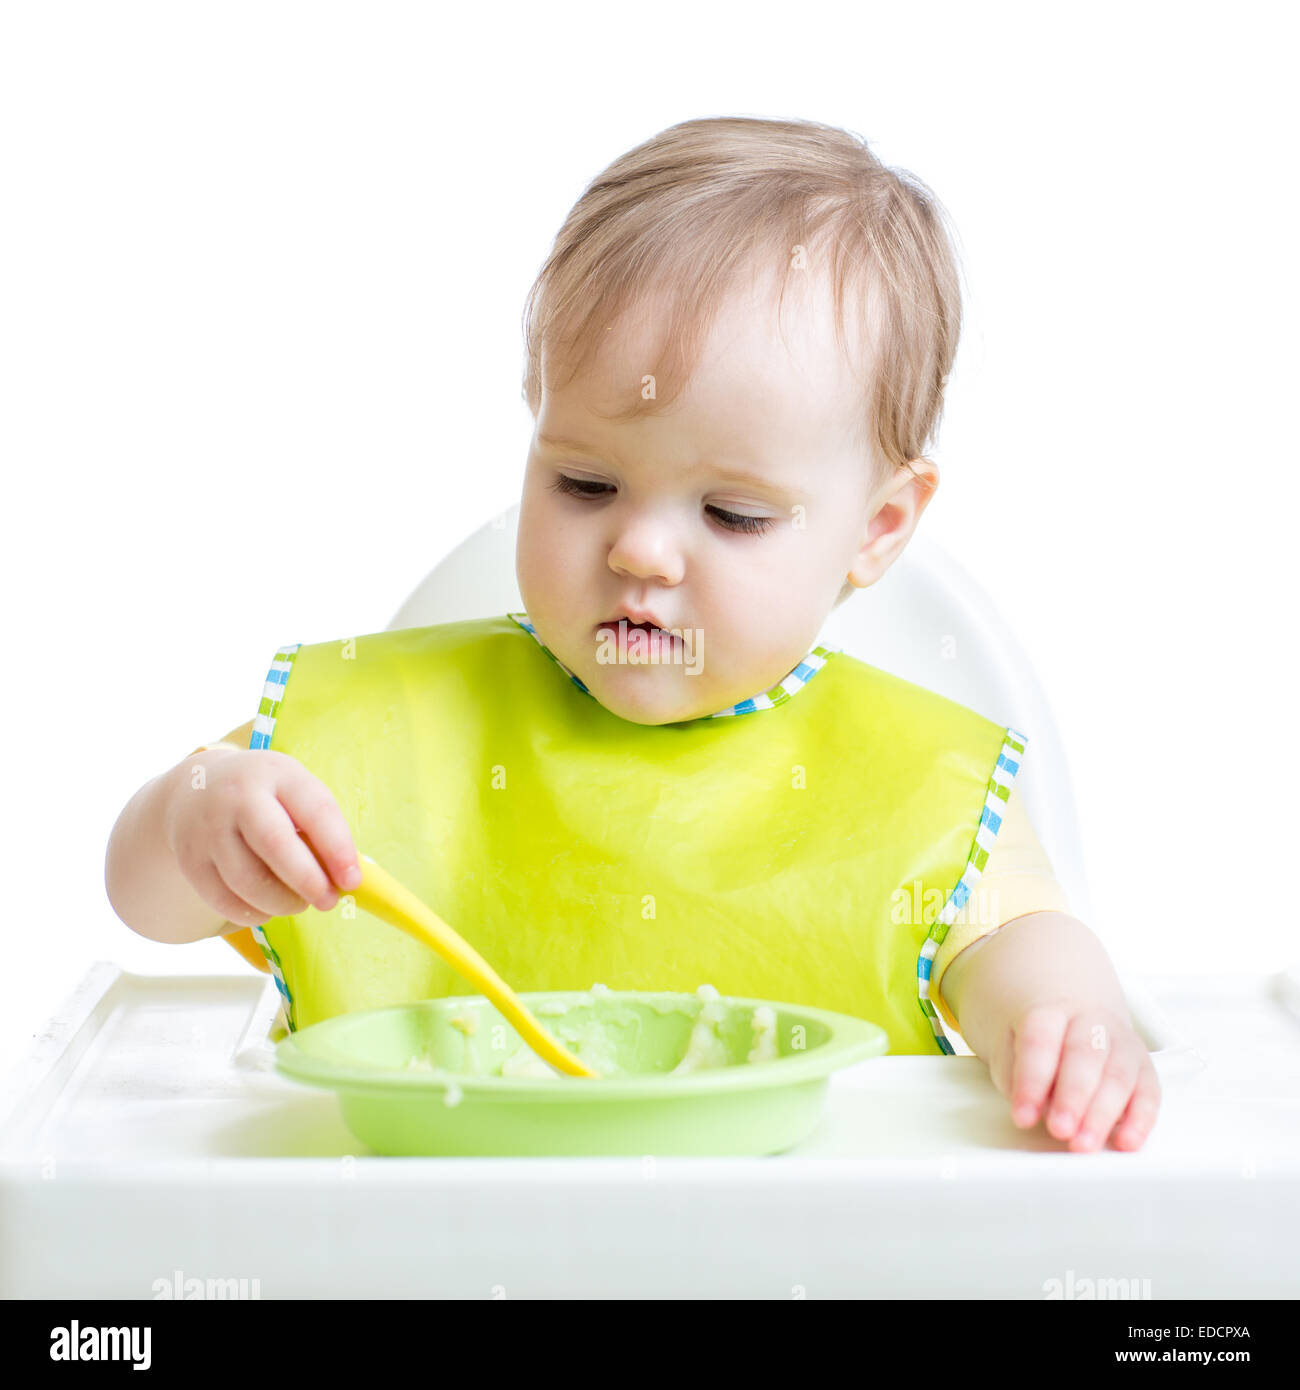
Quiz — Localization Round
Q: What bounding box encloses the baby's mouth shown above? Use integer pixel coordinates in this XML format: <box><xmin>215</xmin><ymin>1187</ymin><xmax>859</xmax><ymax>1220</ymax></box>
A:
<box><xmin>596</xmin><ymin>617</ymin><xmax>681</xmax><ymax>645</ymax></box>
<box><xmin>597</xmin><ymin>618</ymin><xmax>669</xmax><ymax>634</ymax></box>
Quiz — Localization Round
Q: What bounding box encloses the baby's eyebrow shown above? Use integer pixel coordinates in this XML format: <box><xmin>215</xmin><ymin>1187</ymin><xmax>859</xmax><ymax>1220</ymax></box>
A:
<box><xmin>537</xmin><ymin>432</ymin><xmax>606</xmax><ymax>457</ymax></box>
<box><xmin>538</xmin><ymin>433</ymin><xmax>809</xmax><ymax>503</ymax></box>
<box><xmin>708</xmin><ymin>463</ymin><xmax>811</xmax><ymax>503</ymax></box>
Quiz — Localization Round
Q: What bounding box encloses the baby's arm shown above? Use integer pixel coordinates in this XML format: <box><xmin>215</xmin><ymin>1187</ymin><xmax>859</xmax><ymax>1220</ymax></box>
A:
<box><xmin>105</xmin><ymin>718</ymin><xmax>258</xmax><ymax>943</ymax></box>
<box><xmin>105</xmin><ymin>741</ymin><xmax>249</xmax><ymax>944</ymax></box>
<box><xmin>940</xmin><ymin>912</ymin><xmax>1161</xmax><ymax>1151</ymax></box>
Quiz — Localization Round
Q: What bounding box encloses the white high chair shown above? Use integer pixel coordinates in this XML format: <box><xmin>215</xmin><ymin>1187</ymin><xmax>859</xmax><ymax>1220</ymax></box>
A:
<box><xmin>388</xmin><ymin>506</ymin><xmax>1093</xmax><ymax>936</ymax></box>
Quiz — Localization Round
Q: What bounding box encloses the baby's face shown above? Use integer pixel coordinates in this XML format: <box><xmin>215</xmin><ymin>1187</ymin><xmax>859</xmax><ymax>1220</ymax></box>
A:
<box><xmin>516</xmin><ymin>272</ymin><xmax>907</xmax><ymax>725</ymax></box>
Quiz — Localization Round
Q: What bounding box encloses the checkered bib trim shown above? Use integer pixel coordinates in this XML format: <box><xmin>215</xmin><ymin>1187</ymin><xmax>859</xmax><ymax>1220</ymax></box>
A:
<box><xmin>506</xmin><ymin>612</ymin><xmax>840</xmax><ymax>716</ymax></box>
<box><xmin>246</xmin><ymin>643</ymin><xmax>302</xmax><ymax>1029</ymax></box>
<box><xmin>915</xmin><ymin>728</ymin><xmax>1029</xmax><ymax>1055</ymax></box>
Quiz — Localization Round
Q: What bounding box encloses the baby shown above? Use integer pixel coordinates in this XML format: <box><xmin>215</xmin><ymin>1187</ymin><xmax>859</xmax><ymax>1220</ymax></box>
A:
<box><xmin>105</xmin><ymin>115</ymin><xmax>1159</xmax><ymax>1152</ymax></box>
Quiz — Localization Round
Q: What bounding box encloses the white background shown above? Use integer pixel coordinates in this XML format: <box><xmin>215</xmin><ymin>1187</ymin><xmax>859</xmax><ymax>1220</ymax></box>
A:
<box><xmin>2</xmin><ymin>0</ymin><xmax>1296</xmax><ymax>1077</ymax></box>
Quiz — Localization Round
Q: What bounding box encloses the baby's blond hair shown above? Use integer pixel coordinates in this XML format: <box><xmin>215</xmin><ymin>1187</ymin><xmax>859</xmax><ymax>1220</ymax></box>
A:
<box><xmin>521</xmin><ymin>115</ymin><xmax>964</xmax><ymax>491</ymax></box>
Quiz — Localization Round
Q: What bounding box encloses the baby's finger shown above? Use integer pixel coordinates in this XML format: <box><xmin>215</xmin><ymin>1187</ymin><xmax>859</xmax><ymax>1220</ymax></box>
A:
<box><xmin>1112</xmin><ymin>1057</ymin><xmax>1163</xmax><ymax>1150</ymax></box>
<box><xmin>1007</xmin><ymin>1007</ymin><xmax>1070</xmax><ymax>1127</ymax></box>
<box><xmin>986</xmin><ymin>1024</ymin><xmax>1019</xmax><ymax>1103</ymax></box>
<box><xmin>234</xmin><ymin>798</ymin><xmax>335</xmax><ymax>913</ymax></box>
<box><xmin>184</xmin><ymin>852</ymin><xmax>278</xmax><ymax>928</ymax></box>
<box><xmin>275</xmin><ymin>773</ymin><xmax>361</xmax><ymax>896</ymax></box>
<box><xmin>1043</xmin><ymin>1014</ymin><xmax>1115</xmax><ymax>1141</ymax></box>
<box><xmin>1067</xmin><ymin>1047</ymin><xmax>1141</xmax><ymax>1152</ymax></box>
<box><xmin>210</xmin><ymin>823</ymin><xmax>312</xmax><ymax>918</ymax></box>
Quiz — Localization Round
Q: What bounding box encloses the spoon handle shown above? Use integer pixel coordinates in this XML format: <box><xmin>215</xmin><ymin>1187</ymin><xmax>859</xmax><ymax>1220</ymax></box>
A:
<box><xmin>349</xmin><ymin>853</ymin><xmax>599</xmax><ymax>1079</ymax></box>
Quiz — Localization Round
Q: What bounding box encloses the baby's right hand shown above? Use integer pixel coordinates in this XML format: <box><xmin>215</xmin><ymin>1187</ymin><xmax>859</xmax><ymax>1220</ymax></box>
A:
<box><xmin>164</xmin><ymin>747</ymin><xmax>362</xmax><ymax>928</ymax></box>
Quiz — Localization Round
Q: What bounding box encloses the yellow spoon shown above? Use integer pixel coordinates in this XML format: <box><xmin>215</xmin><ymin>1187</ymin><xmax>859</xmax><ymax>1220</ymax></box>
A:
<box><xmin>345</xmin><ymin>852</ymin><xmax>600</xmax><ymax>1079</ymax></box>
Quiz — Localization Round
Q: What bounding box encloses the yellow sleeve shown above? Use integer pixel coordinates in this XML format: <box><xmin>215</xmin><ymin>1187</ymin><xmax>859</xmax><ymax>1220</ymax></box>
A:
<box><xmin>185</xmin><ymin>717</ymin><xmax>270</xmax><ymax>973</ymax></box>
<box><xmin>930</xmin><ymin>780</ymin><xmax>1072</xmax><ymax>1033</ymax></box>
<box><xmin>187</xmin><ymin>716</ymin><xmax>256</xmax><ymax>759</ymax></box>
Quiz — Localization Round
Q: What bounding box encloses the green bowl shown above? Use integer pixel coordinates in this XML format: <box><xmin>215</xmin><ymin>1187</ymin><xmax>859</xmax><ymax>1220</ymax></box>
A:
<box><xmin>275</xmin><ymin>988</ymin><xmax>890</xmax><ymax>1156</ymax></box>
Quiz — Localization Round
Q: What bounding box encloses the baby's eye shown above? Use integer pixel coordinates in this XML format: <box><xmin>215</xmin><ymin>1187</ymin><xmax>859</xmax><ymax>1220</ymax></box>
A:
<box><xmin>707</xmin><ymin>506</ymin><xmax>774</xmax><ymax>536</ymax></box>
<box><xmin>550</xmin><ymin>473</ymin><xmax>774</xmax><ymax>535</ymax></box>
<box><xmin>550</xmin><ymin>474</ymin><xmax>613</xmax><ymax>499</ymax></box>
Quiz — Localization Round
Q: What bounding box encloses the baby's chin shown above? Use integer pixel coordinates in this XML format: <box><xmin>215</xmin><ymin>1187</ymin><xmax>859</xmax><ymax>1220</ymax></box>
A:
<box><xmin>583</xmin><ymin>665</ymin><xmax>728</xmax><ymax>727</ymax></box>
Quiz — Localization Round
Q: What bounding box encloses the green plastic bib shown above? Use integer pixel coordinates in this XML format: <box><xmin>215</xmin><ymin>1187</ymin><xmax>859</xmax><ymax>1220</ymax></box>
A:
<box><xmin>247</xmin><ymin>613</ymin><xmax>1027</xmax><ymax>1055</ymax></box>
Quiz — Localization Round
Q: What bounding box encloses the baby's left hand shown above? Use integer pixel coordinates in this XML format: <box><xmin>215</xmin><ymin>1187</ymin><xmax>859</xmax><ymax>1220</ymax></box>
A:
<box><xmin>989</xmin><ymin>1003</ymin><xmax>1162</xmax><ymax>1151</ymax></box>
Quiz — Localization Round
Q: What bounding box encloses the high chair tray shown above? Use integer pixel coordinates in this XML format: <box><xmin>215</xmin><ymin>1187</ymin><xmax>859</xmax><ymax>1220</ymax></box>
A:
<box><xmin>1</xmin><ymin>962</ymin><xmax>1297</xmax><ymax>1299</ymax></box>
